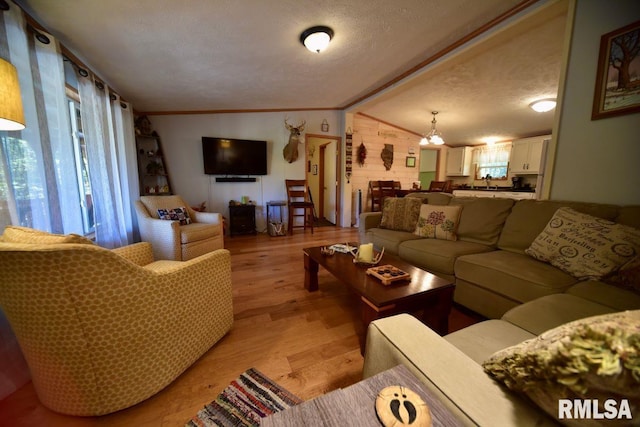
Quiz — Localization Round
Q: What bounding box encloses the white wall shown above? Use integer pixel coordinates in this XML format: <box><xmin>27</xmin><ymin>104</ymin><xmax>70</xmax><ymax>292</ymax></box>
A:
<box><xmin>149</xmin><ymin>110</ymin><xmax>341</xmax><ymax>232</ymax></box>
<box><xmin>551</xmin><ymin>0</ymin><xmax>640</xmax><ymax>205</ymax></box>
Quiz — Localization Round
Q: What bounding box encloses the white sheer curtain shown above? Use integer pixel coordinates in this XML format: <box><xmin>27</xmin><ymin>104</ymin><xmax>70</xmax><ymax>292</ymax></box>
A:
<box><xmin>76</xmin><ymin>75</ymin><xmax>136</xmax><ymax>248</ymax></box>
<box><xmin>0</xmin><ymin>5</ymin><xmax>83</xmax><ymax>233</ymax></box>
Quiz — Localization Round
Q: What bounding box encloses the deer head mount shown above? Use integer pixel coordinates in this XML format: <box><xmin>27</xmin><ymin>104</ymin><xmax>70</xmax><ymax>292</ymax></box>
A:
<box><xmin>283</xmin><ymin>118</ymin><xmax>306</xmax><ymax>163</ymax></box>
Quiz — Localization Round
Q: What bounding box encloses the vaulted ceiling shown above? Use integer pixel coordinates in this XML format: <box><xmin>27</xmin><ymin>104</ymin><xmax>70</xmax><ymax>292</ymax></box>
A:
<box><xmin>15</xmin><ymin>0</ymin><xmax>568</xmax><ymax>146</ymax></box>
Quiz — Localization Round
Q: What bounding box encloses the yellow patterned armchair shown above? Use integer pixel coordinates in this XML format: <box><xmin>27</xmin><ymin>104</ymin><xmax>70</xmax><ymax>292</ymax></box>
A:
<box><xmin>135</xmin><ymin>195</ymin><xmax>224</xmax><ymax>261</ymax></box>
<box><xmin>0</xmin><ymin>226</ymin><xmax>233</xmax><ymax>416</ymax></box>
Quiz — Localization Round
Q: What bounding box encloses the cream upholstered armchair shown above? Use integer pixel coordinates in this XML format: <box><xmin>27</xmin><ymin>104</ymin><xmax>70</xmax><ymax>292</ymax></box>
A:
<box><xmin>0</xmin><ymin>226</ymin><xmax>233</xmax><ymax>416</ymax></box>
<box><xmin>135</xmin><ymin>195</ymin><xmax>224</xmax><ymax>261</ymax></box>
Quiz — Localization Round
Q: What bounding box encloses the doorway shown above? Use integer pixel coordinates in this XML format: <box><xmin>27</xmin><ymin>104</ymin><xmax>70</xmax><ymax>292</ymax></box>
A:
<box><xmin>306</xmin><ymin>134</ymin><xmax>341</xmax><ymax>226</ymax></box>
<box><xmin>419</xmin><ymin>148</ymin><xmax>439</xmax><ymax>189</ymax></box>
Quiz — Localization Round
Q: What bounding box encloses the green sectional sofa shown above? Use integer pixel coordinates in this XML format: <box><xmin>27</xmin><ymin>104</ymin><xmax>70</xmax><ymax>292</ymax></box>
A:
<box><xmin>360</xmin><ymin>194</ymin><xmax>640</xmax><ymax>425</ymax></box>
<box><xmin>359</xmin><ymin>193</ymin><xmax>640</xmax><ymax>319</ymax></box>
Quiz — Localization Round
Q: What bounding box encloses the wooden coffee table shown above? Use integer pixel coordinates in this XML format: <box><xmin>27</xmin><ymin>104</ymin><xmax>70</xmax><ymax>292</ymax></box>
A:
<box><xmin>303</xmin><ymin>245</ymin><xmax>454</xmax><ymax>352</ymax></box>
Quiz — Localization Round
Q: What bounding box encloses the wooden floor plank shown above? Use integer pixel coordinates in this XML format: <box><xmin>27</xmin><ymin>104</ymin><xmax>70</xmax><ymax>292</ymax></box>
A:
<box><xmin>0</xmin><ymin>226</ymin><xmax>483</xmax><ymax>426</ymax></box>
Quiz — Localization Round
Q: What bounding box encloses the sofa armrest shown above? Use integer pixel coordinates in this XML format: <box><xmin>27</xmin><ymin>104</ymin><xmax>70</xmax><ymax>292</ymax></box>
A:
<box><xmin>364</xmin><ymin>314</ymin><xmax>556</xmax><ymax>426</ymax></box>
<box><xmin>359</xmin><ymin>212</ymin><xmax>383</xmax><ymax>242</ymax></box>
<box><xmin>111</xmin><ymin>242</ymin><xmax>154</xmax><ymax>266</ymax></box>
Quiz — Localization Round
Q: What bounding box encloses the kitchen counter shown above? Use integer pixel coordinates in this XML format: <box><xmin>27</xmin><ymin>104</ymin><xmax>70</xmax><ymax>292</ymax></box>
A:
<box><xmin>452</xmin><ymin>189</ymin><xmax>537</xmax><ymax>200</ymax></box>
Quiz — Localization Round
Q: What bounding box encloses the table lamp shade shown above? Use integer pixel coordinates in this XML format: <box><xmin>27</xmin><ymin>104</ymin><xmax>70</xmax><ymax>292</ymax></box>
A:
<box><xmin>0</xmin><ymin>58</ymin><xmax>25</xmax><ymax>131</ymax></box>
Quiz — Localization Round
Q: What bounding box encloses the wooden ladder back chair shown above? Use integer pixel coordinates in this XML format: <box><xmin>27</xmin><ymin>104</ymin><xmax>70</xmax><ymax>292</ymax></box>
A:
<box><xmin>285</xmin><ymin>179</ymin><xmax>314</xmax><ymax>235</ymax></box>
<box><xmin>428</xmin><ymin>180</ymin><xmax>452</xmax><ymax>193</ymax></box>
<box><xmin>378</xmin><ymin>180</ymin><xmax>397</xmax><ymax>209</ymax></box>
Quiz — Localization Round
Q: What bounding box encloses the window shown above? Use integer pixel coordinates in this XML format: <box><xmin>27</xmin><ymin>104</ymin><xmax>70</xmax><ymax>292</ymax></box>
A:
<box><xmin>474</xmin><ymin>144</ymin><xmax>511</xmax><ymax>180</ymax></box>
<box><xmin>68</xmin><ymin>94</ymin><xmax>95</xmax><ymax>234</ymax></box>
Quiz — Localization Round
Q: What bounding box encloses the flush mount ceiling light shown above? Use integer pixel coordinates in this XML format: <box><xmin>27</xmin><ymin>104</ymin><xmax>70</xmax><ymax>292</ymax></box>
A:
<box><xmin>300</xmin><ymin>26</ymin><xmax>334</xmax><ymax>53</ymax></box>
<box><xmin>529</xmin><ymin>98</ymin><xmax>556</xmax><ymax>113</ymax></box>
<box><xmin>419</xmin><ymin>111</ymin><xmax>445</xmax><ymax>145</ymax></box>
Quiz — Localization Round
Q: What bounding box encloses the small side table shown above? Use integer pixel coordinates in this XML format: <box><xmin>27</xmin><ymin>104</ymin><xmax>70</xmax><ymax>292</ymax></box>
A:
<box><xmin>266</xmin><ymin>200</ymin><xmax>287</xmax><ymax>237</ymax></box>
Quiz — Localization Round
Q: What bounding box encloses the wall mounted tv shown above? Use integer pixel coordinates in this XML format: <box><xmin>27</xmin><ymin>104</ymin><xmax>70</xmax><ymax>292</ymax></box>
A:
<box><xmin>202</xmin><ymin>137</ymin><xmax>268</xmax><ymax>176</ymax></box>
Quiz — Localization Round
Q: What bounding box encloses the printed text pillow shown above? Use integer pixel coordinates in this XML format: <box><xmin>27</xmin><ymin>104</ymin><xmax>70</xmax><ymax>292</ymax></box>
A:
<box><xmin>525</xmin><ymin>207</ymin><xmax>640</xmax><ymax>280</ymax></box>
<box><xmin>414</xmin><ymin>204</ymin><xmax>462</xmax><ymax>241</ymax></box>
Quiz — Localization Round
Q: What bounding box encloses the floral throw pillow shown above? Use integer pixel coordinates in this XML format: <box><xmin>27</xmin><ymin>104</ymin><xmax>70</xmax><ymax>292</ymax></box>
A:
<box><xmin>379</xmin><ymin>197</ymin><xmax>423</xmax><ymax>232</ymax></box>
<box><xmin>157</xmin><ymin>207</ymin><xmax>191</xmax><ymax>225</ymax></box>
<box><xmin>414</xmin><ymin>204</ymin><xmax>462</xmax><ymax>241</ymax></box>
<box><xmin>526</xmin><ymin>207</ymin><xmax>640</xmax><ymax>280</ymax></box>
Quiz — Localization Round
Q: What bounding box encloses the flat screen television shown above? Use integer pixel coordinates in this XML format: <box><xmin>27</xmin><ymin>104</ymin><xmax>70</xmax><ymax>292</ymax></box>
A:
<box><xmin>202</xmin><ymin>137</ymin><xmax>268</xmax><ymax>175</ymax></box>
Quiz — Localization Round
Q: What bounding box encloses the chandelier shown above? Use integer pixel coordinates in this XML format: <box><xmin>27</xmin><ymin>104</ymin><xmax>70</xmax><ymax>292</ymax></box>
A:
<box><xmin>419</xmin><ymin>111</ymin><xmax>445</xmax><ymax>145</ymax></box>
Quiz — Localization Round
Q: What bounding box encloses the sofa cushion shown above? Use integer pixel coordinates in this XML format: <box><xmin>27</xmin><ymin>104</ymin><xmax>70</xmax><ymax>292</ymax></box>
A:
<box><xmin>483</xmin><ymin>310</ymin><xmax>640</xmax><ymax>425</ymax></box>
<box><xmin>525</xmin><ymin>207</ymin><xmax>640</xmax><ymax>280</ymax></box>
<box><xmin>455</xmin><ymin>251</ymin><xmax>577</xmax><ymax>304</ymax></box>
<box><xmin>498</xmin><ymin>199</ymin><xmax>620</xmax><ymax>254</ymax></box>
<box><xmin>379</xmin><ymin>197</ymin><xmax>422</xmax><ymax>232</ymax></box>
<box><xmin>449</xmin><ymin>197</ymin><xmax>514</xmax><ymax>246</ymax></box>
<box><xmin>366</xmin><ymin>228</ymin><xmax>423</xmax><ymax>255</ymax></box>
<box><xmin>566</xmin><ymin>281</ymin><xmax>640</xmax><ymax>311</ymax></box>
<box><xmin>445</xmin><ymin>319</ymin><xmax>535</xmax><ymax>364</ymax></box>
<box><xmin>501</xmin><ymin>293</ymin><xmax>615</xmax><ymax>335</ymax></box>
<box><xmin>1</xmin><ymin>225</ymin><xmax>95</xmax><ymax>245</ymax></box>
<box><xmin>399</xmin><ymin>238</ymin><xmax>493</xmax><ymax>276</ymax></box>
<box><xmin>413</xmin><ymin>204</ymin><xmax>462</xmax><ymax>241</ymax></box>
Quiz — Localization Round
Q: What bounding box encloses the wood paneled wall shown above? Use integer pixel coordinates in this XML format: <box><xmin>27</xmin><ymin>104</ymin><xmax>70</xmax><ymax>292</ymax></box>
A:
<box><xmin>351</xmin><ymin>115</ymin><xmax>422</xmax><ymax>212</ymax></box>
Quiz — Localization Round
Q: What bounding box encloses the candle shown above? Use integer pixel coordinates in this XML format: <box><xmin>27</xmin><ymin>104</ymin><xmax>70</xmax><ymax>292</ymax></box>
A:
<box><xmin>359</xmin><ymin>243</ymin><xmax>373</xmax><ymax>263</ymax></box>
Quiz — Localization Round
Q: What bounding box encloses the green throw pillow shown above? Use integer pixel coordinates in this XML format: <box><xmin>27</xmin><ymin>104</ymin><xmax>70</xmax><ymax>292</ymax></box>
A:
<box><xmin>483</xmin><ymin>310</ymin><xmax>640</xmax><ymax>425</ymax></box>
<box><xmin>379</xmin><ymin>197</ymin><xmax>422</xmax><ymax>233</ymax></box>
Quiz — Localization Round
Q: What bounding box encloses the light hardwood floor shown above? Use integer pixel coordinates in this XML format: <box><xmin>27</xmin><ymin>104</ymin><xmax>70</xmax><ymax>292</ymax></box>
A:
<box><xmin>0</xmin><ymin>226</ymin><xmax>483</xmax><ymax>426</ymax></box>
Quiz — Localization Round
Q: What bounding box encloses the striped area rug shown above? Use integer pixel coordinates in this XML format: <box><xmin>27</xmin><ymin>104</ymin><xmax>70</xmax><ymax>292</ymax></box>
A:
<box><xmin>186</xmin><ymin>368</ymin><xmax>303</xmax><ymax>426</ymax></box>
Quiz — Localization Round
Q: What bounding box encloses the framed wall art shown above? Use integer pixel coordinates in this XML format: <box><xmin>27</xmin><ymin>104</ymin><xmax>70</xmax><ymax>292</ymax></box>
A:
<box><xmin>592</xmin><ymin>20</ymin><xmax>640</xmax><ymax>120</ymax></box>
<box><xmin>406</xmin><ymin>156</ymin><xmax>416</xmax><ymax>167</ymax></box>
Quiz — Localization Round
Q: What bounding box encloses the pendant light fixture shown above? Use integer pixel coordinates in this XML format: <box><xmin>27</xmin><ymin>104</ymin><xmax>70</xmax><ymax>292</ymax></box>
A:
<box><xmin>300</xmin><ymin>26</ymin><xmax>334</xmax><ymax>53</ymax></box>
<box><xmin>419</xmin><ymin>111</ymin><xmax>445</xmax><ymax>145</ymax></box>
<box><xmin>0</xmin><ymin>58</ymin><xmax>25</xmax><ymax>131</ymax></box>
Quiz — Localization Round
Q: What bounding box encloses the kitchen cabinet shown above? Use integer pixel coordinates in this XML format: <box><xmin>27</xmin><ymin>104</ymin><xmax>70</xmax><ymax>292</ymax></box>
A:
<box><xmin>446</xmin><ymin>146</ymin><xmax>474</xmax><ymax>176</ymax></box>
<box><xmin>136</xmin><ymin>134</ymin><xmax>172</xmax><ymax>196</ymax></box>
<box><xmin>509</xmin><ymin>135</ymin><xmax>549</xmax><ymax>174</ymax></box>
<box><xmin>452</xmin><ymin>190</ymin><xmax>536</xmax><ymax>200</ymax></box>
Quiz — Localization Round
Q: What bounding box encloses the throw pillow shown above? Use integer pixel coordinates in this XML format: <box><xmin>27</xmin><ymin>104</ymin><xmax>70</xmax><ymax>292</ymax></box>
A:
<box><xmin>483</xmin><ymin>310</ymin><xmax>640</xmax><ymax>425</ymax></box>
<box><xmin>414</xmin><ymin>204</ymin><xmax>462</xmax><ymax>241</ymax></box>
<box><xmin>525</xmin><ymin>207</ymin><xmax>640</xmax><ymax>280</ymax></box>
<box><xmin>157</xmin><ymin>207</ymin><xmax>191</xmax><ymax>225</ymax></box>
<box><xmin>1</xmin><ymin>225</ymin><xmax>95</xmax><ymax>245</ymax></box>
<box><xmin>379</xmin><ymin>197</ymin><xmax>422</xmax><ymax>233</ymax></box>
<box><xmin>605</xmin><ymin>256</ymin><xmax>640</xmax><ymax>294</ymax></box>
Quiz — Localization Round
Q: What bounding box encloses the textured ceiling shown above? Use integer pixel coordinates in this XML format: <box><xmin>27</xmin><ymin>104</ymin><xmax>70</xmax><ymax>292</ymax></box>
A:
<box><xmin>15</xmin><ymin>0</ymin><xmax>568</xmax><ymax>146</ymax></box>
